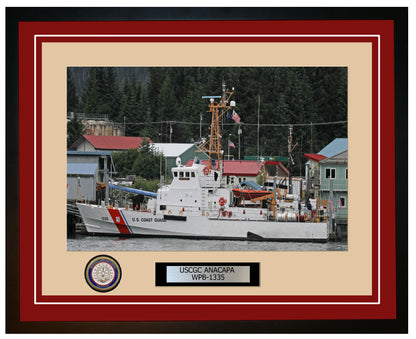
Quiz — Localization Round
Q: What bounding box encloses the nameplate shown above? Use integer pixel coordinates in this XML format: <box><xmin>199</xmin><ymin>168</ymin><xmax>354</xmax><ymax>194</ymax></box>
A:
<box><xmin>155</xmin><ymin>263</ymin><xmax>259</xmax><ymax>286</ymax></box>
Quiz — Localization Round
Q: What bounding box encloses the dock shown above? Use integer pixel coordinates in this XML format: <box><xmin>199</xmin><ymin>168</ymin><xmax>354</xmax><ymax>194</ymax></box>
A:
<box><xmin>67</xmin><ymin>203</ymin><xmax>87</xmax><ymax>235</ymax></box>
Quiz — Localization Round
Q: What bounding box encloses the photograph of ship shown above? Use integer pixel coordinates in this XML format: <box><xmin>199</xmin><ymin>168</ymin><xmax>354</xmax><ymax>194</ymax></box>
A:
<box><xmin>66</xmin><ymin>67</ymin><xmax>348</xmax><ymax>251</ymax></box>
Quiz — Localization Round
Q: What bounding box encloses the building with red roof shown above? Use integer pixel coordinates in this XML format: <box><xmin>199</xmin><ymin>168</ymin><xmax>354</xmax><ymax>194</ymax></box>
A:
<box><xmin>69</xmin><ymin>135</ymin><xmax>152</xmax><ymax>152</ymax></box>
<box><xmin>222</xmin><ymin>160</ymin><xmax>262</xmax><ymax>177</ymax></box>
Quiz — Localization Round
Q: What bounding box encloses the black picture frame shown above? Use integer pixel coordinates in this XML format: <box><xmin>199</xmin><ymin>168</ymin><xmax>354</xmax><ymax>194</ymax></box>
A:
<box><xmin>6</xmin><ymin>7</ymin><xmax>408</xmax><ymax>333</ymax></box>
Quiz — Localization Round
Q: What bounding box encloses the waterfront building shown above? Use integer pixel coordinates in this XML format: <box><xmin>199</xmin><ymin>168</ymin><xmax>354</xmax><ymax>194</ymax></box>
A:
<box><xmin>318</xmin><ymin>150</ymin><xmax>348</xmax><ymax>220</ymax></box>
<box><xmin>67</xmin><ymin>151</ymin><xmax>115</xmax><ymax>203</ymax></box>
<box><xmin>68</xmin><ymin>135</ymin><xmax>152</xmax><ymax>152</ymax></box>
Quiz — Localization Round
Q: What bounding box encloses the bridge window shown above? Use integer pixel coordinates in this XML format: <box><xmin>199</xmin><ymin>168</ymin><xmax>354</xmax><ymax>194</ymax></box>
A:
<box><xmin>191</xmin><ymin>172</ymin><xmax>195</xmax><ymax>177</ymax></box>
<box><xmin>173</xmin><ymin>172</ymin><xmax>178</xmax><ymax>177</ymax></box>
<box><xmin>185</xmin><ymin>171</ymin><xmax>190</xmax><ymax>178</ymax></box>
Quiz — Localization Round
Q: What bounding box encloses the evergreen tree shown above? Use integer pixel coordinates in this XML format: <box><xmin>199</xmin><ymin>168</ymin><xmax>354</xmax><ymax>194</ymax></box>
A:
<box><xmin>67</xmin><ymin>68</ymin><xmax>79</xmax><ymax>113</ymax></box>
<box><xmin>81</xmin><ymin>67</ymin><xmax>120</xmax><ymax>118</ymax></box>
<box><xmin>147</xmin><ymin>68</ymin><xmax>166</xmax><ymax>116</ymax></box>
<box><xmin>105</xmin><ymin>67</ymin><xmax>121</xmax><ymax>121</ymax></box>
<box><xmin>156</xmin><ymin>71</ymin><xmax>176</xmax><ymax>141</ymax></box>
<box><xmin>138</xmin><ymin>86</ymin><xmax>157</xmax><ymax>141</ymax></box>
<box><xmin>82</xmin><ymin>68</ymin><xmax>101</xmax><ymax>114</ymax></box>
<box><xmin>72</xmin><ymin>66</ymin><xmax>347</xmax><ymax>172</ymax></box>
<box><xmin>67</xmin><ymin>116</ymin><xmax>85</xmax><ymax>148</ymax></box>
<box><xmin>119</xmin><ymin>78</ymin><xmax>141</xmax><ymax>136</ymax></box>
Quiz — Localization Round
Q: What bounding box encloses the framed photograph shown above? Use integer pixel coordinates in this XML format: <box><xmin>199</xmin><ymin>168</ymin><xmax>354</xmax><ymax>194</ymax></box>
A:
<box><xmin>6</xmin><ymin>7</ymin><xmax>407</xmax><ymax>333</ymax></box>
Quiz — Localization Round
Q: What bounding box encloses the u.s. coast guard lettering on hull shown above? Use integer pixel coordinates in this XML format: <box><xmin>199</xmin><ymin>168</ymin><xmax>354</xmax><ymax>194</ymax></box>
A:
<box><xmin>131</xmin><ymin>216</ymin><xmax>166</xmax><ymax>223</ymax></box>
<box><xmin>102</xmin><ymin>208</ymin><xmax>168</xmax><ymax>235</ymax></box>
<box><xmin>84</xmin><ymin>255</ymin><xmax>122</xmax><ymax>292</ymax></box>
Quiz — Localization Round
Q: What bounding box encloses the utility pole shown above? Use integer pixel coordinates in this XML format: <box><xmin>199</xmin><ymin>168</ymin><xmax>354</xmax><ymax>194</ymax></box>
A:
<box><xmin>287</xmin><ymin>125</ymin><xmax>298</xmax><ymax>195</ymax></box>
<box><xmin>329</xmin><ymin>179</ymin><xmax>334</xmax><ymax>234</ymax></box>
<box><xmin>238</xmin><ymin>125</ymin><xmax>242</xmax><ymax>160</ymax></box>
<box><xmin>199</xmin><ymin>112</ymin><xmax>202</xmax><ymax>139</ymax></box>
<box><xmin>227</xmin><ymin>134</ymin><xmax>232</xmax><ymax>160</ymax></box>
<box><xmin>257</xmin><ymin>94</ymin><xmax>260</xmax><ymax>161</ymax></box>
<box><xmin>288</xmin><ymin>126</ymin><xmax>293</xmax><ymax>194</ymax></box>
<box><xmin>310</xmin><ymin>121</ymin><xmax>313</xmax><ymax>153</ymax></box>
<box><xmin>104</xmin><ymin>156</ymin><xmax>109</xmax><ymax>205</ymax></box>
<box><xmin>159</xmin><ymin>154</ymin><xmax>164</xmax><ymax>187</ymax></box>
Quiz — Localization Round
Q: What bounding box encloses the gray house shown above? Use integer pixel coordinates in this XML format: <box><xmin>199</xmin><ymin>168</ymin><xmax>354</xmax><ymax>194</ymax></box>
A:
<box><xmin>305</xmin><ymin>138</ymin><xmax>348</xmax><ymax>200</ymax></box>
<box><xmin>67</xmin><ymin>151</ymin><xmax>115</xmax><ymax>203</ymax></box>
<box><xmin>319</xmin><ymin>150</ymin><xmax>348</xmax><ymax>220</ymax></box>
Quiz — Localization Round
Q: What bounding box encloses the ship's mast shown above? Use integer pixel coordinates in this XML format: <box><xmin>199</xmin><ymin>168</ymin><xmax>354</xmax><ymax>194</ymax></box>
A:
<box><xmin>200</xmin><ymin>84</ymin><xmax>235</xmax><ymax>171</ymax></box>
<box><xmin>287</xmin><ymin>125</ymin><xmax>298</xmax><ymax>194</ymax></box>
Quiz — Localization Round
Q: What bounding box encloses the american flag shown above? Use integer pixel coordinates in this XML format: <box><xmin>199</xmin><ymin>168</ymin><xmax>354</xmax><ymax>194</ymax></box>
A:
<box><xmin>232</xmin><ymin>110</ymin><xmax>241</xmax><ymax>123</ymax></box>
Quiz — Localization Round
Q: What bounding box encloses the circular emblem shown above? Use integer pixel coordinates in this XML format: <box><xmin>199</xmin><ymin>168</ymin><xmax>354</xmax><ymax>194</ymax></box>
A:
<box><xmin>85</xmin><ymin>255</ymin><xmax>122</xmax><ymax>292</ymax></box>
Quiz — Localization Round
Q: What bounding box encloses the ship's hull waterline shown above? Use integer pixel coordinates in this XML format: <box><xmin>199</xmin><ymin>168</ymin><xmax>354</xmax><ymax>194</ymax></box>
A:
<box><xmin>77</xmin><ymin>203</ymin><xmax>330</xmax><ymax>243</ymax></box>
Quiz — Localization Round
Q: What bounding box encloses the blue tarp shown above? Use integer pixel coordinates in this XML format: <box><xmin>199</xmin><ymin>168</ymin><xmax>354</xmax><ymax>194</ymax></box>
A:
<box><xmin>239</xmin><ymin>180</ymin><xmax>263</xmax><ymax>190</ymax></box>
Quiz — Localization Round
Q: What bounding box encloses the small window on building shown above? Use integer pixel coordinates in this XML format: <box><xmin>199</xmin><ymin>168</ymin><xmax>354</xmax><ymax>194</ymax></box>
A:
<box><xmin>238</xmin><ymin>178</ymin><xmax>242</xmax><ymax>183</ymax></box>
<box><xmin>339</xmin><ymin>196</ymin><xmax>346</xmax><ymax>207</ymax></box>
<box><xmin>345</xmin><ymin>168</ymin><xmax>348</xmax><ymax>179</ymax></box>
<box><xmin>325</xmin><ymin>168</ymin><xmax>336</xmax><ymax>179</ymax></box>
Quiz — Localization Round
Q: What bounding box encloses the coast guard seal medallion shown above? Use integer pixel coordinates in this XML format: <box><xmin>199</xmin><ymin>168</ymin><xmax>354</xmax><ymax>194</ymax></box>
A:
<box><xmin>85</xmin><ymin>255</ymin><xmax>122</xmax><ymax>292</ymax></box>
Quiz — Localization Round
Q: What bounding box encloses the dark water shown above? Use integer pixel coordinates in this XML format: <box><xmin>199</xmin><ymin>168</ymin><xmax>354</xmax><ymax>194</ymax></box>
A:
<box><xmin>67</xmin><ymin>234</ymin><xmax>348</xmax><ymax>251</ymax></box>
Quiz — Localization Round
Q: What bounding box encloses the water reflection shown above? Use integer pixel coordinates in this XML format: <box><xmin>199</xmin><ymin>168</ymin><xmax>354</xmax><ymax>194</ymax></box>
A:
<box><xmin>67</xmin><ymin>234</ymin><xmax>347</xmax><ymax>252</ymax></box>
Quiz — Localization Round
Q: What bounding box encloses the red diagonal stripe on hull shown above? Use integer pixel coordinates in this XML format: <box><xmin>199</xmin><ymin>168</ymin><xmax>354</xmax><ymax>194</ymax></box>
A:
<box><xmin>107</xmin><ymin>208</ymin><xmax>131</xmax><ymax>234</ymax></box>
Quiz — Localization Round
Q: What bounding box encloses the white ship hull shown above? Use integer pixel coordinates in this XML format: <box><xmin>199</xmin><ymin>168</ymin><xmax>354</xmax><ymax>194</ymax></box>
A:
<box><xmin>77</xmin><ymin>203</ymin><xmax>329</xmax><ymax>242</ymax></box>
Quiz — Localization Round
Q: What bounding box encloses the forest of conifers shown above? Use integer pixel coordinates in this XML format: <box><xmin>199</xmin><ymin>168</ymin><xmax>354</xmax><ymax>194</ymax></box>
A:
<box><xmin>68</xmin><ymin>67</ymin><xmax>347</xmax><ymax>176</ymax></box>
